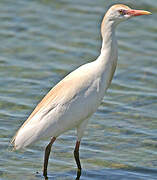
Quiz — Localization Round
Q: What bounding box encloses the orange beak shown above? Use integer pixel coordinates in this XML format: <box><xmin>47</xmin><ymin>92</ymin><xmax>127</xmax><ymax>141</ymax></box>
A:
<box><xmin>126</xmin><ymin>9</ymin><xmax>152</xmax><ymax>16</ymax></box>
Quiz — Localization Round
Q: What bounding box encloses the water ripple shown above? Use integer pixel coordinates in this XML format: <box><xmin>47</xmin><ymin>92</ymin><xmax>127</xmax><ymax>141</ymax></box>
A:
<box><xmin>0</xmin><ymin>0</ymin><xmax>156</xmax><ymax>180</ymax></box>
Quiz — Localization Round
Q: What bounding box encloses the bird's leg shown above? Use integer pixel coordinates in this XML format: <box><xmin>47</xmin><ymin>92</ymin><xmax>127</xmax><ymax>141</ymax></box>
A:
<box><xmin>43</xmin><ymin>137</ymin><xmax>56</xmax><ymax>178</ymax></box>
<box><xmin>74</xmin><ymin>140</ymin><xmax>81</xmax><ymax>170</ymax></box>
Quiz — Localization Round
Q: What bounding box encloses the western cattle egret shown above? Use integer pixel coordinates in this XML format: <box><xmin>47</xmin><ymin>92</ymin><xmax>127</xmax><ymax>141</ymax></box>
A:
<box><xmin>11</xmin><ymin>4</ymin><xmax>151</xmax><ymax>178</ymax></box>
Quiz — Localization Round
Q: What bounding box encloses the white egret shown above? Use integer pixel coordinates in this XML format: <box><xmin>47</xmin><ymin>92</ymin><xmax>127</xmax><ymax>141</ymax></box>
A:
<box><xmin>11</xmin><ymin>4</ymin><xmax>151</xmax><ymax>178</ymax></box>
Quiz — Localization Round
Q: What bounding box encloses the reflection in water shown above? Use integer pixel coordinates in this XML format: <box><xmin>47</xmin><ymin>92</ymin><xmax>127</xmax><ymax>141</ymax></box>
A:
<box><xmin>42</xmin><ymin>169</ymin><xmax>82</xmax><ymax>180</ymax></box>
<box><xmin>35</xmin><ymin>167</ymin><xmax>157</xmax><ymax>180</ymax></box>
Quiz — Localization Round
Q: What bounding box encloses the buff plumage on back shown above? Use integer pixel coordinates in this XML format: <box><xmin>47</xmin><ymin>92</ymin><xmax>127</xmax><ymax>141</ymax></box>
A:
<box><xmin>11</xmin><ymin>63</ymin><xmax>96</xmax><ymax>149</ymax></box>
<box><xmin>11</xmin><ymin>77</ymin><xmax>76</xmax><ymax>149</ymax></box>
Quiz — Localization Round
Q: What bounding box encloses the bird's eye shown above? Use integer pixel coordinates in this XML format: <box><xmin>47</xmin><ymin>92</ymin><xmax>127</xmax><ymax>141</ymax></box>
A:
<box><xmin>119</xmin><ymin>9</ymin><xmax>125</xmax><ymax>15</ymax></box>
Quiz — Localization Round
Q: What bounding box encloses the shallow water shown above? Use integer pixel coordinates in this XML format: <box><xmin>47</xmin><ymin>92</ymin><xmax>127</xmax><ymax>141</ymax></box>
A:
<box><xmin>0</xmin><ymin>0</ymin><xmax>157</xmax><ymax>179</ymax></box>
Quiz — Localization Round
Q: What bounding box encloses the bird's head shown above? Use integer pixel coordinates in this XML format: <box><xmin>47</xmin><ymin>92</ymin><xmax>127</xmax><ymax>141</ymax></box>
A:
<box><xmin>105</xmin><ymin>4</ymin><xmax>151</xmax><ymax>25</ymax></box>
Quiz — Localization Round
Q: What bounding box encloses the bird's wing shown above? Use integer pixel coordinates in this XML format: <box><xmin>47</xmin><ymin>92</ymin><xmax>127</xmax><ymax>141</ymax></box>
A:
<box><xmin>11</xmin><ymin>63</ymin><xmax>94</xmax><ymax>146</ymax></box>
<box><xmin>11</xmin><ymin>78</ymin><xmax>74</xmax><ymax>144</ymax></box>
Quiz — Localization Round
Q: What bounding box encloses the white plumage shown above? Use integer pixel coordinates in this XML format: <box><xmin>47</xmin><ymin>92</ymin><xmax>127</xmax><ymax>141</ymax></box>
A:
<box><xmin>11</xmin><ymin>4</ymin><xmax>151</xmax><ymax>178</ymax></box>
<box><xmin>13</xmin><ymin>55</ymin><xmax>117</xmax><ymax>149</ymax></box>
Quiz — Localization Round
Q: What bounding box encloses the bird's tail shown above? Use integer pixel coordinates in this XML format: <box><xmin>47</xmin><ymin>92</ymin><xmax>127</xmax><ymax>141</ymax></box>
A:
<box><xmin>10</xmin><ymin>124</ymin><xmax>40</xmax><ymax>150</ymax></box>
<box><xmin>10</xmin><ymin>132</ymin><xmax>19</xmax><ymax>151</ymax></box>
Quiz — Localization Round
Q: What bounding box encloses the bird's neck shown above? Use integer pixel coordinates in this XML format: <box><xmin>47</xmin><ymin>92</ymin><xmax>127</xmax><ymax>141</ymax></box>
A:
<box><xmin>94</xmin><ymin>18</ymin><xmax>118</xmax><ymax>92</ymax></box>
<box><xmin>100</xmin><ymin>18</ymin><xmax>118</xmax><ymax>62</ymax></box>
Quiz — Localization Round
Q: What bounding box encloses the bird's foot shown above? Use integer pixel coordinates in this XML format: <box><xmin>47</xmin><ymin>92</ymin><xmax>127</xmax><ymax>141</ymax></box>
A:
<box><xmin>43</xmin><ymin>170</ymin><xmax>48</xmax><ymax>179</ymax></box>
<box><xmin>76</xmin><ymin>168</ymin><xmax>82</xmax><ymax>180</ymax></box>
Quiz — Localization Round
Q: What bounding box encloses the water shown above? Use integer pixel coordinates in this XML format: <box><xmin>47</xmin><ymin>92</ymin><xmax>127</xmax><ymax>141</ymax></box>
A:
<box><xmin>0</xmin><ymin>0</ymin><xmax>157</xmax><ymax>179</ymax></box>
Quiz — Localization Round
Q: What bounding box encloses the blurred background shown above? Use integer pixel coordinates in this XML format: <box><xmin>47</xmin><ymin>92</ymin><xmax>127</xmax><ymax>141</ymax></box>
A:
<box><xmin>0</xmin><ymin>0</ymin><xmax>157</xmax><ymax>179</ymax></box>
